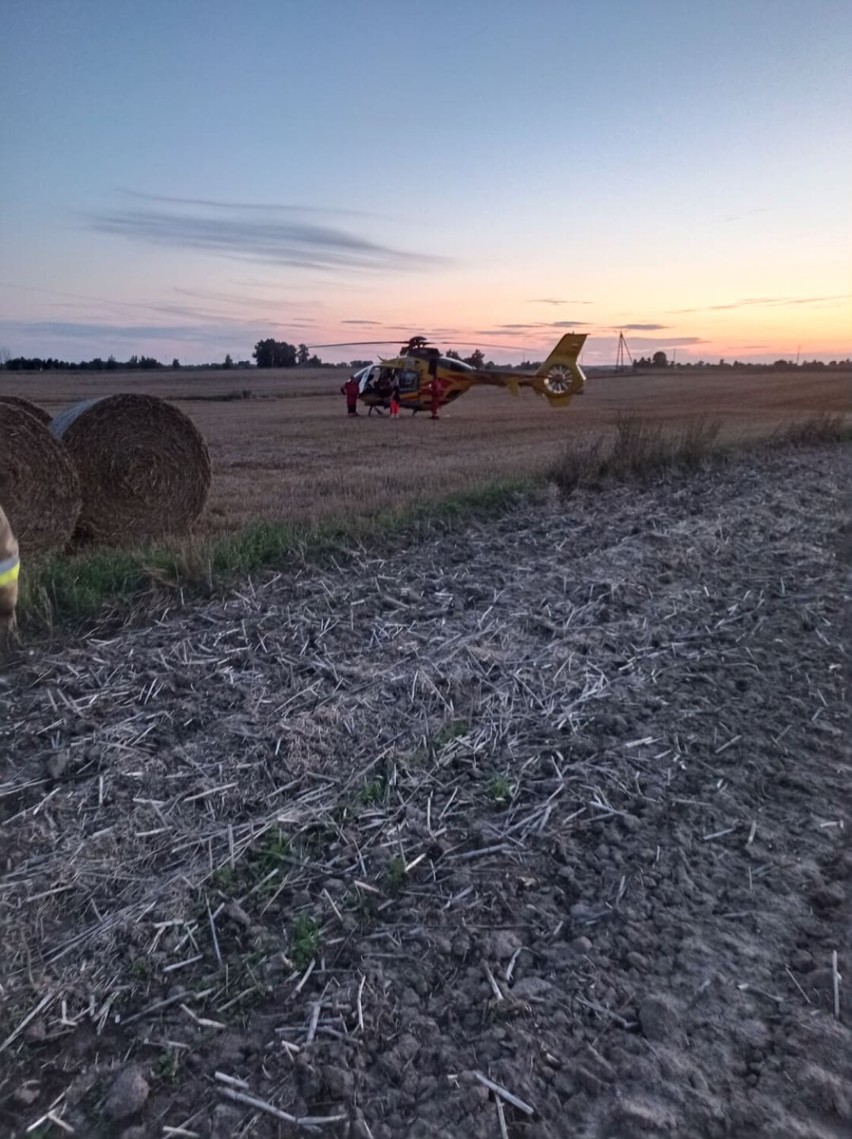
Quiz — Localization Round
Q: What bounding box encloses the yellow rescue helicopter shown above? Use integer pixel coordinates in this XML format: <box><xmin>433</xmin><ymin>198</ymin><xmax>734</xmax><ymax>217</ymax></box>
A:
<box><xmin>319</xmin><ymin>333</ymin><xmax>587</xmax><ymax>415</ymax></box>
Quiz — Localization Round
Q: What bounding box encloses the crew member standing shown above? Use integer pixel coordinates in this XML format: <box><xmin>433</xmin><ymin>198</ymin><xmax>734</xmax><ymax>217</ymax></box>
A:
<box><xmin>341</xmin><ymin>376</ymin><xmax>361</xmax><ymax>416</ymax></box>
<box><xmin>390</xmin><ymin>383</ymin><xmax>400</xmax><ymax>419</ymax></box>
<box><xmin>429</xmin><ymin>375</ymin><xmax>446</xmax><ymax>419</ymax></box>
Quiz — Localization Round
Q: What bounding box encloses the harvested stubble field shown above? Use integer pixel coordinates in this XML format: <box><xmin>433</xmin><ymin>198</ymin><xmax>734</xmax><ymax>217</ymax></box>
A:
<box><xmin>0</xmin><ymin>440</ymin><xmax>848</xmax><ymax>1138</ymax></box>
<box><xmin>1</xmin><ymin>366</ymin><xmax>847</xmax><ymax>538</ymax></box>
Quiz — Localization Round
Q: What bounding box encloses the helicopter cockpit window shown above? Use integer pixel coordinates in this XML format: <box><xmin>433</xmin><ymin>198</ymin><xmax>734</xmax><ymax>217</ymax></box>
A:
<box><xmin>444</xmin><ymin>357</ymin><xmax>476</xmax><ymax>374</ymax></box>
<box><xmin>398</xmin><ymin>368</ymin><xmax>419</xmax><ymax>393</ymax></box>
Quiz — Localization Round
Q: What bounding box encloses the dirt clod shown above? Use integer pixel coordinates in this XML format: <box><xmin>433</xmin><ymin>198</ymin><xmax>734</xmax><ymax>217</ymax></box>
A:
<box><xmin>638</xmin><ymin>994</ymin><xmax>682</xmax><ymax>1043</ymax></box>
<box><xmin>104</xmin><ymin>1066</ymin><xmax>150</xmax><ymax>1121</ymax></box>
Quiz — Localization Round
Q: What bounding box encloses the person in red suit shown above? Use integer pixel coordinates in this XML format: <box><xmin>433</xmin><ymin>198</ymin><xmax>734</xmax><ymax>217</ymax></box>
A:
<box><xmin>341</xmin><ymin>376</ymin><xmax>361</xmax><ymax>416</ymax></box>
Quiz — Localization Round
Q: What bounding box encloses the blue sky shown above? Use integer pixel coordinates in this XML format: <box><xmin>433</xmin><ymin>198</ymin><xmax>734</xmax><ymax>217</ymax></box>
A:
<box><xmin>1</xmin><ymin>0</ymin><xmax>850</xmax><ymax>365</ymax></box>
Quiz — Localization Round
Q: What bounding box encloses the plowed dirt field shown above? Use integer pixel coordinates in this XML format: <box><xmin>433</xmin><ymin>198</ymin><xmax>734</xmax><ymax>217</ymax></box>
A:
<box><xmin>0</xmin><ymin>441</ymin><xmax>848</xmax><ymax>1137</ymax></box>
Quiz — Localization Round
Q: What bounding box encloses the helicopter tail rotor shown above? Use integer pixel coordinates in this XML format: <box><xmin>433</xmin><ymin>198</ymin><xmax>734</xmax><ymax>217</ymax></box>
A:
<box><xmin>533</xmin><ymin>333</ymin><xmax>587</xmax><ymax>405</ymax></box>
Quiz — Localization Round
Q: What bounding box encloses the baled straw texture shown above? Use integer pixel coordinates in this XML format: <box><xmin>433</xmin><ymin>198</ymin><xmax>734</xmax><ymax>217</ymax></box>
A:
<box><xmin>51</xmin><ymin>394</ymin><xmax>211</xmax><ymax>544</ymax></box>
<box><xmin>0</xmin><ymin>395</ymin><xmax>52</xmax><ymax>425</ymax></box>
<box><xmin>0</xmin><ymin>404</ymin><xmax>81</xmax><ymax>554</ymax></box>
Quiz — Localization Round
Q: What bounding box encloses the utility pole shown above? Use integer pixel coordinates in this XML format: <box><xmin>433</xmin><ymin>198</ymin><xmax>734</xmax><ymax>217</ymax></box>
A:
<box><xmin>615</xmin><ymin>332</ymin><xmax>633</xmax><ymax>372</ymax></box>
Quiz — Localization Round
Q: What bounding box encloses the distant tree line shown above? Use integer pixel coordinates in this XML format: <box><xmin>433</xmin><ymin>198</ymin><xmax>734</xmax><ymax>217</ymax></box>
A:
<box><xmin>3</xmin><ymin>342</ymin><xmax>847</xmax><ymax>374</ymax></box>
<box><xmin>1</xmin><ymin>353</ymin><xmax>256</xmax><ymax>372</ymax></box>
<box><xmin>253</xmin><ymin>340</ymin><xmax>324</xmax><ymax>368</ymax></box>
<box><xmin>2</xmin><ymin>353</ymin><xmax>168</xmax><ymax>372</ymax></box>
<box><xmin>632</xmin><ymin>354</ymin><xmax>850</xmax><ymax>371</ymax></box>
<box><xmin>633</xmin><ymin>351</ymin><xmax>672</xmax><ymax>369</ymax></box>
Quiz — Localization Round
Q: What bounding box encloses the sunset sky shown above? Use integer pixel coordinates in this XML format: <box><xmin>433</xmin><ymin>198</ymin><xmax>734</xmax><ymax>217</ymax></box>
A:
<box><xmin>1</xmin><ymin>0</ymin><xmax>849</xmax><ymax>367</ymax></box>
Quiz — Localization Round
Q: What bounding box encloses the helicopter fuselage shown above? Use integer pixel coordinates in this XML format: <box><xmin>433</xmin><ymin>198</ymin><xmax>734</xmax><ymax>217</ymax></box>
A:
<box><xmin>348</xmin><ymin>332</ymin><xmax>587</xmax><ymax>413</ymax></box>
<box><xmin>353</xmin><ymin>351</ymin><xmax>475</xmax><ymax>413</ymax></box>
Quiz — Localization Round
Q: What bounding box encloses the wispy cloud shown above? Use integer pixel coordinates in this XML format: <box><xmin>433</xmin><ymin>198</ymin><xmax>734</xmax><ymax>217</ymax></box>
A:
<box><xmin>0</xmin><ymin>319</ymin><xmax>237</xmax><ymax>344</ymax></box>
<box><xmin>171</xmin><ymin>286</ymin><xmax>294</xmax><ymax>310</ymax></box>
<box><xmin>597</xmin><ymin>332</ymin><xmax>705</xmax><ymax>346</ymax></box>
<box><xmin>583</xmin><ymin>334</ymin><xmax>707</xmax><ymax>360</ymax></box>
<box><xmin>0</xmin><ymin>279</ymin><xmax>313</xmax><ymax>323</ymax></box>
<box><xmin>119</xmin><ymin>189</ymin><xmax>382</xmax><ymax>219</ymax></box>
<box><xmin>474</xmin><ymin>321</ymin><xmax>591</xmax><ymax>336</ymax></box>
<box><xmin>669</xmin><ymin>294</ymin><xmax>850</xmax><ymax>314</ymax></box>
<box><xmin>621</xmin><ymin>323</ymin><xmax>667</xmax><ymax>331</ymax></box>
<box><xmin>341</xmin><ymin>319</ymin><xmax>385</xmax><ymax>325</ymax></box>
<box><xmin>87</xmin><ymin>195</ymin><xmax>449</xmax><ymax>272</ymax></box>
<box><xmin>0</xmin><ymin>308</ymin><xmax>325</xmax><ymax>346</ymax></box>
<box><xmin>526</xmin><ymin>298</ymin><xmax>593</xmax><ymax>306</ymax></box>
<box><xmin>646</xmin><ymin>336</ymin><xmax>706</xmax><ymax>346</ymax></box>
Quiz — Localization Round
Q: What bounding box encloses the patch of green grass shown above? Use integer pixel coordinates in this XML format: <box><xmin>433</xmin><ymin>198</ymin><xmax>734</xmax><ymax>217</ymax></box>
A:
<box><xmin>359</xmin><ymin>776</ymin><xmax>387</xmax><ymax>806</ymax></box>
<box><xmin>205</xmin><ymin>828</ymin><xmax>322</xmax><ymax>912</ymax></box>
<box><xmin>16</xmin><ymin>477</ymin><xmax>531</xmax><ymax>636</ymax></box>
<box><xmin>18</xmin><ymin>547</ymin><xmax>148</xmax><ymax>630</ymax></box>
<box><xmin>384</xmin><ymin>856</ymin><xmax>406</xmax><ymax>894</ymax></box>
<box><xmin>130</xmin><ymin>956</ymin><xmax>151</xmax><ymax>980</ymax></box>
<box><xmin>434</xmin><ymin>719</ymin><xmax>470</xmax><ymax>748</ymax></box>
<box><xmin>258</xmin><ymin>827</ymin><xmax>291</xmax><ymax>870</ymax></box>
<box><xmin>211</xmin><ymin>864</ymin><xmax>237</xmax><ymax>891</ymax></box>
<box><xmin>204</xmin><ymin>522</ymin><xmax>306</xmax><ymax>579</ymax></box>
<box><xmin>156</xmin><ymin>1049</ymin><xmax>180</xmax><ymax>1082</ymax></box>
<box><xmin>488</xmin><ymin>774</ymin><xmax>513</xmax><ymax>806</ymax></box>
<box><xmin>290</xmin><ymin>914</ymin><xmax>321</xmax><ymax>970</ymax></box>
<box><xmin>370</xmin><ymin>478</ymin><xmax>533</xmax><ymax>534</ymax></box>
<box><xmin>423</xmin><ymin>479</ymin><xmax>533</xmax><ymax>522</ymax></box>
<box><xmin>15</xmin><ymin>522</ymin><xmax>314</xmax><ymax>635</ymax></box>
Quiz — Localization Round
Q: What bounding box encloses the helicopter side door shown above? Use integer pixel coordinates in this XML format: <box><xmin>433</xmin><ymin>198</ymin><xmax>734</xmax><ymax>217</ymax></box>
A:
<box><xmin>358</xmin><ymin>365</ymin><xmax>382</xmax><ymax>394</ymax></box>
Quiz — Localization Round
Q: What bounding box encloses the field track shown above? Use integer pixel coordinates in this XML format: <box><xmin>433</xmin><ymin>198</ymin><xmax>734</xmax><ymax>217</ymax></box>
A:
<box><xmin>0</xmin><ymin>441</ymin><xmax>848</xmax><ymax>1137</ymax></box>
<box><xmin>1</xmin><ymin>366</ymin><xmax>847</xmax><ymax>537</ymax></box>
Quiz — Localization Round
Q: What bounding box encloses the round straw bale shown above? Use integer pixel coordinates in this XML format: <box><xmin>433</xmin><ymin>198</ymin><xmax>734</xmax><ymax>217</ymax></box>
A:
<box><xmin>0</xmin><ymin>404</ymin><xmax>81</xmax><ymax>554</ymax></box>
<box><xmin>0</xmin><ymin>395</ymin><xmax>52</xmax><ymax>425</ymax></box>
<box><xmin>51</xmin><ymin>394</ymin><xmax>211</xmax><ymax>544</ymax></box>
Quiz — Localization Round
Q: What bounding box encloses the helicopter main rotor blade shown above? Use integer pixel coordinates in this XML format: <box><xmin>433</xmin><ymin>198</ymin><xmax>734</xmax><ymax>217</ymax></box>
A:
<box><xmin>307</xmin><ymin>338</ymin><xmax>430</xmax><ymax>349</ymax></box>
<box><xmin>304</xmin><ymin>335</ymin><xmax>573</xmax><ymax>353</ymax></box>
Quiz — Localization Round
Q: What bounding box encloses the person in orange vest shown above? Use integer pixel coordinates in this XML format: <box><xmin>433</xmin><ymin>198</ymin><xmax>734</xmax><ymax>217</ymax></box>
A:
<box><xmin>341</xmin><ymin>376</ymin><xmax>361</xmax><ymax>416</ymax></box>
<box><xmin>389</xmin><ymin>383</ymin><xmax>400</xmax><ymax>419</ymax></box>
<box><xmin>429</xmin><ymin>375</ymin><xmax>446</xmax><ymax>419</ymax></box>
<box><xmin>0</xmin><ymin>504</ymin><xmax>20</xmax><ymax>652</ymax></box>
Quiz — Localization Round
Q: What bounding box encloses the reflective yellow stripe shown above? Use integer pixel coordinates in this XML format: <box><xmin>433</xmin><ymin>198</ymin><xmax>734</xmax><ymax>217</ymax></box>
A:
<box><xmin>0</xmin><ymin>559</ymin><xmax>20</xmax><ymax>588</ymax></box>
